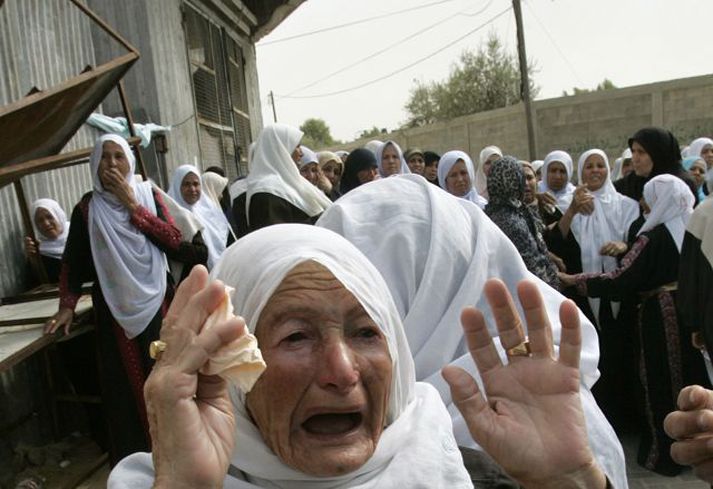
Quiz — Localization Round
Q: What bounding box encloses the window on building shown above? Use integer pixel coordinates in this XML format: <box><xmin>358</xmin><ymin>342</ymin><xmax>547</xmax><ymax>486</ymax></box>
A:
<box><xmin>183</xmin><ymin>3</ymin><xmax>251</xmax><ymax>180</ymax></box>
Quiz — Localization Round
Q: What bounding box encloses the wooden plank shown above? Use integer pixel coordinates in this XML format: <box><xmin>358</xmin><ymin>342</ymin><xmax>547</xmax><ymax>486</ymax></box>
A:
<box><xmin>0</xmin><ymin>137</ymin><xmax>141</xmax><ymax>188</ymax></box>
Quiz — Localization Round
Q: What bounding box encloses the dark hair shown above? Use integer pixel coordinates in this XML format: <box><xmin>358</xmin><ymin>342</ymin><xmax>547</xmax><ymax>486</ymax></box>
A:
<box><xmin>423</xmin><ymin>151</ymin><xmax>440</xmax><ymax>166</ymax></box>
<box><xmin>205</xmin><ymin>165</ymin><xmax>226</xmax><ymax>177</ymax></box>
<box><xmin>340</xmin><ymin>148</ymin><xmax>378</xmax><ymax>194</ymax></box>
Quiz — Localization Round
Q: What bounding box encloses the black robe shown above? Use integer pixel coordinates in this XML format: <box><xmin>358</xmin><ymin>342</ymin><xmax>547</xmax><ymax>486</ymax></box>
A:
<box><xmin>60</xmin><ymin>190</ymin><xmax>193</xmax><ymax>465</ymax></box>
<box><xmin>576</xmin><ymin>224</ymin><xmax>709</xmax><ymax>476</ymax></box>
<box><xmin>246</xmin><ymin>192</ymin><xmax>319</xmax><ymax>234</ymax></box>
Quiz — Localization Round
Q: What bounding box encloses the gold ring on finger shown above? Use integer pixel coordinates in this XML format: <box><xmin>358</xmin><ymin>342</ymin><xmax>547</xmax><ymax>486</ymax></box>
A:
<box><xmin>506</xmin><ymin>340</ymin><xmax>531</xmax><ymax>358</ymax></box>
<box><xmin>150</xmin><ymin>340</ymin><xmax>167</xmax><ymax>360</ymax></box>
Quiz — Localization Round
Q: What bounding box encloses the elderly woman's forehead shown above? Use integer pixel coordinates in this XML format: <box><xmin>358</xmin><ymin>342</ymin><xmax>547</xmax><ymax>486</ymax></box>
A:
<box><xmin>274</xmin><ymin>260</ymin><xmax>343</xmax><ymax>291</ymax></box>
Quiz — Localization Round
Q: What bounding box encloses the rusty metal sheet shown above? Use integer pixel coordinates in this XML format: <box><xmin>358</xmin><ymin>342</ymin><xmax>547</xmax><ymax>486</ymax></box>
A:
<box><xmin>0</xmin><ymin>52</ymin><xmax>138</xmax><ymax>168</ymax></box>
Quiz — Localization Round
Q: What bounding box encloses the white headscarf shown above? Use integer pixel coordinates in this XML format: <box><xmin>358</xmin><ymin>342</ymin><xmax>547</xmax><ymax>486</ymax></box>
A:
<box><xmin>246</xmin><ymin>124</ymin><xmax>331</xmax><ymax>223</ymax></box>
<box><xmin>437</xmin><ymin>150</ymin><xmax>487</xmax><ymax>209</ymax></box>
<box><xmin>168</xmin><ymin>165</ymin><xmax>230</xmax><ymax>270</ymax></box>
<box><xmin>364</xmin><ymin>139</ymin><xmax>383</xmax><ymax>156</ymax></box>
<box><xmin>538</xmin><ymin>150</ymin><xmax>576</xmax><ymax>209</ymax></box>
<box><xmin>31</xmin><ymin>198</ymin><xmax>69</xmax><ymax>260</ymax></box>
<box><xmin>316</xmin><ymin>175</ymin><xmax>627</xmax><ymax>488</ymax></box>
<box><xmin>476</xmin><ymin>145</ymin><xmax>502</xmax><ymax>198</ymax></box>
<box><xmin>638</xmin><ymin>174</ymin><xmax>695</xmax><ymax>251</ymax></box>
<box><xmin>531</xmin><ymin>159</ymin><xmax>544</xmax><ymax>176</ymax></box>
<box><xmin>208</xmin><ymin>225</ymin><xmax>470</xmax><ymax>488</ymax></box>
<box><xmin>573</xmin><ymin>150</ymin><xmax>640</xmax><ymax>324</ymax></box>
<box><xmin>375</xmin><ymin>140</ymin><xmax>410</xmax><ymax>177</ymax></box>
<box><xmin>202</xmin><ymin>171</ymin><xmax>229</xmax><ymax>207</ymax></box>
<box><xmin>88</xmin><ymin>134</ymin><xmax>167</xmax><ymax>339</ymax></box>
<box><xmin>688</xmin><ymin>137</ymin><xmax>713</xmax><ymax>163</ymax></box>
<box><xmin>298</xmin><ymin>145</ymin><xmax>318</xmax><ymax>169</ymax></box>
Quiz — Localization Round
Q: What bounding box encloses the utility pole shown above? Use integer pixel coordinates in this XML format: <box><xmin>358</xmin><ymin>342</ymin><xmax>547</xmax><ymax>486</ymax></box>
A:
<box><xmin>512</xmin><ymin>0</ymin><xmax>537</xmax><ymax>160</ymax></box>
<box><xmin>269</xmin><ymin>90</ymin><xmax>278</xmax><ymax>122</ymax></box>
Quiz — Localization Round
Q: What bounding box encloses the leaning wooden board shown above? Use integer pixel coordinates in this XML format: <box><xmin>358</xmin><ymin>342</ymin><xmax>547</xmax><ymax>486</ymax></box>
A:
<box><xmin>0</xmin><ymin>295</ymin><xmax>93</xmax><ymax>372</ymax></box>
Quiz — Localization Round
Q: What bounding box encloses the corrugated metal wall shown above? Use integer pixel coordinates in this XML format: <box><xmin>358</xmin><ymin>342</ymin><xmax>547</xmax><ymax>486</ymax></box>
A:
<box><xmin>0</xmin><ymin>0</ymin><xmax>100</xmax><ymax>297</ymax></box>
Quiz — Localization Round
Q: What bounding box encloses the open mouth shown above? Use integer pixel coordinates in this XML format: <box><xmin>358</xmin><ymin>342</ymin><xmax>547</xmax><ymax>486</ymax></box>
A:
<box><xmin>302</xmin><ymin>412</ymin><xmax>363</xmax><ymax>435</ymax></box>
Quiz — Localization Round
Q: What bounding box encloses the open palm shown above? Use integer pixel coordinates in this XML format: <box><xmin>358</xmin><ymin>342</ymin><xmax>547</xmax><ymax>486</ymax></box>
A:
<box><xmin>443</xmin><ymin>279</ymin><xmax>602</xmax><ymax>488</ymax></box>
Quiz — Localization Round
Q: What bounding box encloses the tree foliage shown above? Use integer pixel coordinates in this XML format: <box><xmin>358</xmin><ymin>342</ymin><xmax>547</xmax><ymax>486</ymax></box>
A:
<box><xmin>404</xmin><ymin>34</ymin><xmax>539</xmax><ymax>127</ymax></box>
<box><xmin>299</xmin><ymin>118</ymin><xmax>336</xmax><ymax>148</ymax></box>
<box><xmin>358</xmin><ymin>126</ymin><xmax>386</xmax><ymax>139</ymax></box>
<box><xmin>562</xmin><ymin>78</ymin><xmax>617</xmax><ymax>96</ymax></box>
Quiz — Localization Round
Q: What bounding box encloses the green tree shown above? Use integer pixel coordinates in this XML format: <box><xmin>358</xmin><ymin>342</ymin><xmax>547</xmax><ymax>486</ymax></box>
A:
<box><xmin>299</xmin><ymin>118</ymin><xmax>336</xmax><ymax>149</ymax></box>
<box><xmin>404</xmin><ymin>34</ymin><xmax>538</xmax><ymax>127</ymax></box>
<box><xmin>562</xmin><ymin>78</ymin><xmax>617</xmax><ymax>96</ymax></box>
<box><xmin>358</xmin><ymin>126</ymin><xmax>386</xmax><ymax>139</ymax></box>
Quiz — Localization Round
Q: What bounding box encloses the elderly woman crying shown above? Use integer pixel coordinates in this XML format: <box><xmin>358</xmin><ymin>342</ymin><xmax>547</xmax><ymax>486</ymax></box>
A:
<box><xmin>109</xmin><ymin>224</ymin><xmax>613</xmax><ymax>489</ymax></box>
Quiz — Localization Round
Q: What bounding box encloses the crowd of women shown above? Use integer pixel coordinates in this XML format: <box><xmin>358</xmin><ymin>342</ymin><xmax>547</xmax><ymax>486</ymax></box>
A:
<box><xmin>23</xmin><ymin>124</ymin><xmax>713</xmax><ymax>487</ymax></box>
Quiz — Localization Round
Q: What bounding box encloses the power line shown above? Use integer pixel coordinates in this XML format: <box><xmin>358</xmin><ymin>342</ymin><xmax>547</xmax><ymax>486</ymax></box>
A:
<box><xmin>283</xmin><ymin>0</ymin><xmax>495</xmax><ymax>97</ymax></box>
<box><xmin>258</xmin><ymin>0</ymin><xmax>464</xmax><ymax>46</ymax></box>
<box><xmin>277</xmin><ymin>6</ymin><xmax>512</xmax><ymax>100</ymax></box>
<box><xmin>522</xmin><ymin>0</ymin><xmax>583</xmax><ymax>85</ymax></box>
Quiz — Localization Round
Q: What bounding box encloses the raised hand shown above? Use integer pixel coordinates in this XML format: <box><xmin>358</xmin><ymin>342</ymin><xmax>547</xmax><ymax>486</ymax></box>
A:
<box><xmin>442</xmin><ymin>279</ymin><xmax>606</xmax><ymax>489</ymax></box>
<box><xmin>664</xmin><ymin>385</ymin><xmax>713</xmax><ymax>483</ymax></box>
<box><xmin>102</xmin><ymin>167</ymin><xmax>139</xmax><ymax>211</ymax></box>
<box><xmin>147</xmin><ymin>265</ymin><xmax>245</xmax><ymax>489</ymax></box>
<box><xmin>573</xmin><ymin>185</ymin><xmax>594</xmax><ymax>215</ymax></box>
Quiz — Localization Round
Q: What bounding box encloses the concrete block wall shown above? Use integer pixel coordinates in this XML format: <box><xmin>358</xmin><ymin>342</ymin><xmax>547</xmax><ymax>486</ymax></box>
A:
<box><xmin>340</xmin><ymin>74</ymin><xmax>713</xmax><ymax>168</ymax></box>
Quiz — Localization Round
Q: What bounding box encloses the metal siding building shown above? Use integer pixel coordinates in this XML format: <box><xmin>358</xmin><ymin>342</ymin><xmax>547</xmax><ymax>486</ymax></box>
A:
<box><xmin>0</xmin><ymin>0</ymin><xmax>303</xmax><ymax>297</ymax></box>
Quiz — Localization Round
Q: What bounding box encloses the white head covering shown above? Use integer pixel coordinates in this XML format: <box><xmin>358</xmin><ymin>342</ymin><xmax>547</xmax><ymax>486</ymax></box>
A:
<box><xmin>688</xmin><ymin>137</ymin><xmax>713</xmax><ymax>162</ymax></box>
<box><xmin>375</xmin><ymin>140</ymin><xmax>410</xmax><ymax>177</ymax></box>
<box><xmin>212</xmin><ymin>224</ymin><xmax>470</xmax><ymax>488</ymax></box>
<box><xmin>476</xmin><ymin>145</ymin><xmax>502</xmax><ymax>198</ymax></box>
<box><xmin>335</xmin><ymin>150</ymin><xmax>349</xmax><ymax>161</ymax></box>
<box><xmin>437</xmin><ymin>150</ymin><xmax>487</xmax><ymax>209</ymax></box>
<box><xmin>298</xmin><ymin>145</ymin><xmax>318</xmax><ymax>169</ymax></box>
<box><xmin>246</xmin><ymin>124</ymin><xmax>331</xmax><ymax>222</ymax></box>
<box><xmin>168</xmin><ymin>165</ymin><xmax>230</xmax><ymax>270</ymax></box>
<box><xmin>88</xmin><ymin>134</ymin><xmax>167</xmax><ymax>339</ymax></box>
<box><xmin>573</xmin><ymin>149</ymin><xmax>640</xmax><ymax>324</ymax></box>
<box><xmin>530</xmin><ymin>159</ymin><xmax>544</xmax><ymax>175</ymax></box>
<box><xmin>638</xmin><ymin>174</ymin><xmax>695</xmax><ymax>251</ymax></box>
<box><xmin>316</xmin><ymin>175</ymin><xmax>627</xmax><ymax>488</ymax></box>
<box><xmin>364</xmin><ymin>139</ymin><xmax>383</xmax><ymax>156</ymax></box>
<box><xmin>538</xmin><ymin>150</ymin><xmax>576</xmax><ymax>209</ymax></box>
<box><xmin>202</xmin><ymin>171</ymin><xmax>229</xmax><ymax>207</ymax></box>
<box><xmin>612</xmin><ymin>148</ymin><xmax>632</xmax><ymax>181</ymax></box>
<box><xmin>31</xmin><ymin>198</ymin><xmax>69</xmax><ymax>260</ymax></box>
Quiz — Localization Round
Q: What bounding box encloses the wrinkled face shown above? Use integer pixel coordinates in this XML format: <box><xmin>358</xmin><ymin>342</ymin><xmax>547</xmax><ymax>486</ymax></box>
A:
<box><xmin>406</xmin><ymin>154</ymin><xmax>425</xmax><ymax>176</ymax></box>
<box><xmin>292</xmin><ymin>145</ymin><xmax>303</xmax><ymax>165</ymax></box>
<box><xmin>246</xmin><ymin>261</ymin><xmax>392</xmax><ymax>477</ymax></box>
<box><xmin>180</xmin><ymin>173</ymin><xmax>202</xmax><ymax>206</ymax></box>
<box><xmin>621</xmin><ymin>159</ymin><xmax>633</xmax><ymax>177</ymax></box>
<box><xmin>701</xmin><ymin>144</ymin><xmax>713</xmax><ymax>169</ymax></box>
<box><xmin>581</xmin><ymin>154</ymin><xmax>608</xmax><ymax>191</ymax></box>
<box><xmin>446</xmin><ymin>160</ymin><xmax>471</xmax><ymax>197</ymax></box>
<box><xmin>424</xmin><ymin>161</ymin><xmax>438</xmax><ymax>181</ymax></box>
<box><xmin>689</xmin><ymin>159</ymin><xmax>707</xmax><ymax>187</ymax></box>
<box><xmin>322</xmin><ymin>161</ymin><xmax>342</xmax><ymax>186</ymax></box>
<box><xmin>381</xmin><ymin>144</ymin><xmax>401</xmax><ymax>176</ymax></box>
<box><xmin>98</xmin><ymin>141</ymin><xmax>131</xmax><ymax>189</ymax></box>
<box><xmin>631</xmin><ymin>142</ymin><xmax>653</xmax><ymax>177</ymax></box>
<box><xmin>483</xmin><ymin>154</ymin><xmax>500</xmax><ymax>177</ymax></box>
<box><xmin>357</xmin><ymin>167</ymin><xmax>378</xmax><ymax>184</ymax></box>
<box><xmin>34</xmin><ymin>208</ymin><xmax>61</xmax><ymax>240</ymax></box>
<box><xmin>546</xmin><ymin>161</ymin><xmax>568</xmax><ymax>191</ymax></box>
<box><xmin>522</xmin><ymin>166</ymin><xmax>537</xmax><ymax>204</ymax></box>
<box><xmin>300</xmin><ymin>162</ymin><xmax>320</xmax><ymax>186</ymax></box>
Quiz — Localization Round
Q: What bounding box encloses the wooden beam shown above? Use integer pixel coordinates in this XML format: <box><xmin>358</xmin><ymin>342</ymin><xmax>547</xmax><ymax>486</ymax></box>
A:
<box><xmin>0</xmin><ymin>137</ymin><xmax>142</xmax><ymax>188</ymax></box>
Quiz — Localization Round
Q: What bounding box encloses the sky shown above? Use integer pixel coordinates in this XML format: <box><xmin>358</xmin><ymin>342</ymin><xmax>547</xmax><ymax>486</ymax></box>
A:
<box><xmin>255</xmin><ymin>0</ymin><xmax>712</xmax><ymax>143</ymax></box>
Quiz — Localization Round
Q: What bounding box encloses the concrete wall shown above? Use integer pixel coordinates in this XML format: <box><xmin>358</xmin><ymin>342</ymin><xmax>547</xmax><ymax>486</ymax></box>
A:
<box><xmin>342</xmin><ymin>74</ymin><xmax>713</xmax><ymax>168</ymax></box>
